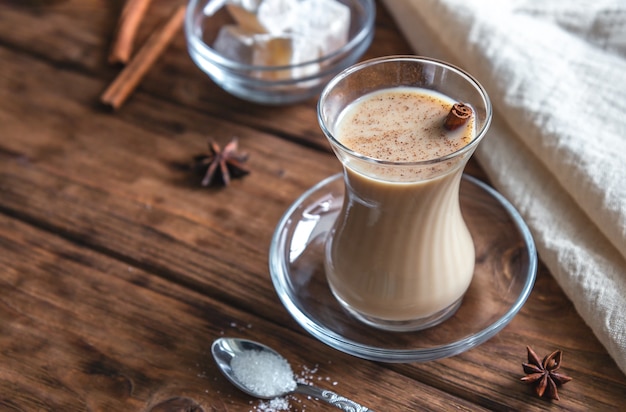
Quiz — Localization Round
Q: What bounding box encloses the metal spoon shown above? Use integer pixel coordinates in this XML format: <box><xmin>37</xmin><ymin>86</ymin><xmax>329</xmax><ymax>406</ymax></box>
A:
<box><xmin>211</xmin><ymin>337</ymin><xmax>374</xmax><ymax>411</ymax></box>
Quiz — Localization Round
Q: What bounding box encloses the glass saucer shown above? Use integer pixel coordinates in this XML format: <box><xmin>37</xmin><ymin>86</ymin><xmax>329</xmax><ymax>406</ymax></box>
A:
<box><xmin>269</xmin><ymin>174</ymin><xmax>537</xmax><ymax>363</ymax></box>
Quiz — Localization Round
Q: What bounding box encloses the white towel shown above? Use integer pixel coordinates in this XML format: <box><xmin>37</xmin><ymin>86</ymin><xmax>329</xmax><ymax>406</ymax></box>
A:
<box><xmin>382</xmin><ymin>0</ymin><xmax>626</xmax><ymax>375</ymax></box>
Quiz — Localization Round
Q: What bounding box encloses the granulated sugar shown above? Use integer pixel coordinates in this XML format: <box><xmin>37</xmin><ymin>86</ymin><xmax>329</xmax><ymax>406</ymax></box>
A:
<box><xmin>245</xmin><ymin>362</ymin><xmax>334</xmax><ymax>411</ymax></box>
<box><xmin>254</xmin><ymin>397</ymin><xmax>291</xmax><ymax>411</ymax></box>
<box><xmin>229</xmin><ymin>349</ymin><xmax>334</xmax><ymax>412</ymax></box>
<box><xmin>231</xmin><ymin>349</ymin><xmax>297</xmax><ymax>398</ymax></box>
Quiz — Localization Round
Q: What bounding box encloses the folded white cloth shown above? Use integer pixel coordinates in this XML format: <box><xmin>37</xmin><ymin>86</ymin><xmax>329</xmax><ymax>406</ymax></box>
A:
<box><xmin>382</xmin><ymin>0</ymin><xmax>626</xmax><ymax>375</ymax></box>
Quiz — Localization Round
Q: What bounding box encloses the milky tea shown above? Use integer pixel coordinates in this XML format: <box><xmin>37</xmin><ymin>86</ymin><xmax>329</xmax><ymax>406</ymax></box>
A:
<box><xmin>321</xmin><ymin>77</ymin><xmax>487</xmax><ymax>331</ymax></box>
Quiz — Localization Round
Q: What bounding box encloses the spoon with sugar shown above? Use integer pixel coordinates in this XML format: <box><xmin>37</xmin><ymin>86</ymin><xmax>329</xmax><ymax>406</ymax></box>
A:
<box><xmin>211</xmin><ymin>337</ymin><xmax>374</xmax><ymax>411</ymax></box>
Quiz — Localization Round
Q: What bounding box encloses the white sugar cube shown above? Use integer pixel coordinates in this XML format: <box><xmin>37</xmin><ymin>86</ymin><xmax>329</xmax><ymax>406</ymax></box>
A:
<box><xmin>252</xmin><ymin>35</ymin><xmax>293</xmax><ymax>67</ymax></box>
<box><xmin>225</xmin><ymin>3</ymin><xmax>268</xmax><ymax>33</ymax></box>
<box><xmin>251</xmin><ymin>33</ymin><xmax>321</xmax><ymax>79</ymax></box>
<box><xmin>295</xmin><ymin>0</ymin><xmax>350</xmax><ymax>55</ymax></box>
<box><xmin>213</xmin><ymin>26</ymin><xmax>321</xmax><ymax>79</ymax></box>
<box><xmin>213</xmin><ymin>25</ymin><xmax>257</xmax><ymax>64</ymax></box>
<box><xmin>212</xmin><ymin>0</ymin><xmax>351</xmax><ymax>81</ymax></box>
<box><xmin>256</xmin><ymin>0</ymin><xmax>300</xmax><ymax>35</ymax></box>
<box><xmin>288</xmin><ymin>34</ymin><xmax>322</xmax><ymax>75</ymax></box>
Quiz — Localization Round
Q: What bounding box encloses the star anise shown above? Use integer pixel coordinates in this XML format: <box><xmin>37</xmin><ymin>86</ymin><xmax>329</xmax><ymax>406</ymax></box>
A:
<box><xmin>192</xmin><ymin>138</ymin><xmax>250</xmax><ymax>186</ymax></box>
<box><xmin>521</xmin><ymin>346</ymin><xmax>572</xmax><ymax>400</ymax></box>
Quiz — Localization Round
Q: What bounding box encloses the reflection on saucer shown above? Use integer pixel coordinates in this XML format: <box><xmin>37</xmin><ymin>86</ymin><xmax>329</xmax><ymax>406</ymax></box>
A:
<box><xmin>290</xmin><ymin>192</ymin><xmax>340</xmax><ymax>261</ymax></box>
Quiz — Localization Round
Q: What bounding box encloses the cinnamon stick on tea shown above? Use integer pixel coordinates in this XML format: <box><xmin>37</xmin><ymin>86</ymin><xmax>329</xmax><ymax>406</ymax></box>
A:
<box><xmin>109</xmin><ymin>0</ymin><xmax>153</xmax><ymax>65</ymax></box>
<box><xmin>101</xmin><ymin>4</ymin><xmax>186</xmax><ymax>110</ymax></box>
<box><xmin>443</xmin><ymin>103</ymin><xmax>473</xmax><ymax>131</ymax></box>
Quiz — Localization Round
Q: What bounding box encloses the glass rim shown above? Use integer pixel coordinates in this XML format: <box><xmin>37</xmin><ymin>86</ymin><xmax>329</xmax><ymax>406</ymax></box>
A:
<box><xmin>317</xmin><ymin>55</ymin><xmax>493</xmax><ymax>167</ymax></box>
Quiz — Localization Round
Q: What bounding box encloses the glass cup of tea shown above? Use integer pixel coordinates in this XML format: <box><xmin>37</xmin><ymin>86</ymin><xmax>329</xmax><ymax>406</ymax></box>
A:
<box><xmin>317</xmin><ymin>56</ymin><xmax>492</xmax><ymax>331</ymax></box>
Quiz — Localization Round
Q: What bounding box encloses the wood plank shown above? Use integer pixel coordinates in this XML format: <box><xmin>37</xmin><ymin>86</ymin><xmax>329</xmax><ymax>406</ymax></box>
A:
<box><xmin>2</xmin><ymin>59</ymin><xmax>625</xmax><ymax>411</ymax></box>
<box><xmin>0</xmin><ymin>1</ymin><xmax>423</xmax><ymax>153</ymax></box>
<box><xmin>0</xmin><ymin>214</ymin><xmax>491</xmax><ymax>411</ymax></box>
<box><xmin>1</xmin><ymin>0</ymin><xmax>625</xmax><ymax>410</ymax></box>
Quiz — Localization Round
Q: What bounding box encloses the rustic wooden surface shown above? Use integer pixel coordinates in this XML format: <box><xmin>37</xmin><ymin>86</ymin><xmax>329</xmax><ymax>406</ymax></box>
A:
<box><xmin>1</xmin><ymin>1</ymin><xmax>625</xmax><ymax>411</ymax></box>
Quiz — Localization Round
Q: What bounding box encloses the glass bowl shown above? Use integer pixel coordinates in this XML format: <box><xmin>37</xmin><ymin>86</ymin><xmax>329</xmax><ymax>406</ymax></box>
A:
<box><xmin>185</xmin><ymin>0</ymin><xmax>376</xmax><ymax>105</ymax></box>
<box><xmin>269</xmin><ymin>174</ymin><xmax>537</xmax><ymax>363</ymax></box>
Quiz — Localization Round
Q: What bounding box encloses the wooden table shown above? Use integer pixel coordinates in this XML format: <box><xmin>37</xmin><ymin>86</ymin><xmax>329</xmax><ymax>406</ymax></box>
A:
<box><xmin>1</xmin><ymin>1</ymin><xmax>625</xmax><ymax>410</ymax></box>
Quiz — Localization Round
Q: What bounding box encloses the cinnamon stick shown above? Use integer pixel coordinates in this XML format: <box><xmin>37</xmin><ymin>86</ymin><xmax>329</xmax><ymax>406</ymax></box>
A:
<box><xmin>109</xmin><ymin>0</ymin><xmax>153</xmax><ymax>65</ymax></box>
<box><xmin>101</xmin><ymin>4</ymin><xmax>186</xmax><ymax>110</ymax></box>
<box><xmin>443</xmin><ymin>102</ymin><xmax>473</xmax><ymax>131</ymax></box>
